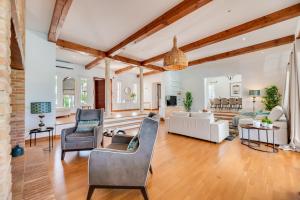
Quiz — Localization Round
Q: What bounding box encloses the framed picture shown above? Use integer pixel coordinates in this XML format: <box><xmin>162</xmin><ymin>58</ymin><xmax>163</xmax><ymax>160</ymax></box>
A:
<box><xmin>230</xmin><ymin>82</ymin><xmax>242</xmax><ymax>97</ymax></box>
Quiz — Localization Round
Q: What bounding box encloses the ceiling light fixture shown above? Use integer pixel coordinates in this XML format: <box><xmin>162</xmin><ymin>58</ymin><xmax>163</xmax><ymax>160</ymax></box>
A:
<box><xmin>242</xmin><ymin>37</ymin><xmax>246</xmax><ymax>41</ymax></box>
<box><xmin>163</xmin><ymin>36</ymin><xmax>188</xmax><ymax>71</ymax></box>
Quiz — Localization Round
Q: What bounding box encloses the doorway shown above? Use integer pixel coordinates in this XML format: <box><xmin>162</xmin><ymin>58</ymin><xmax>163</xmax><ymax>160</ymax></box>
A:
<box><xmin>94</xmin><ymin>78</ymin><xmax>112</xmax><ymax>110</ymax></box>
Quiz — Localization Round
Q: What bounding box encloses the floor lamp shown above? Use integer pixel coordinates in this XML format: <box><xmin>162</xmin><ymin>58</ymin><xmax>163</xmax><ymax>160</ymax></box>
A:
<box><xmin>249</xmin><ymin>90</ymin><xmax>260</xmax><ymax>113</ymax></box>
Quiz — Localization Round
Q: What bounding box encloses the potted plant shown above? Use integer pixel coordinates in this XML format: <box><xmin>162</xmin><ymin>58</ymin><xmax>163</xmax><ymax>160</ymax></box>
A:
<box><xmin>261</xmin><ymin>117</ymin><xmax>268</xmax><ymax>127</ymax></box>
<box><xmin>262</xmin><ymin>85</ymin><xmax>281</xmax><ymax>111</ymax></box>
<box><xmin>183</xmin><ymin>91</ymin><xmax>193</xmax><ymax>112</ymax></box>
<box><xmin>266</xmin><ymin>118</ymin><xmax>273</xmax><ymax>128</ymax></box>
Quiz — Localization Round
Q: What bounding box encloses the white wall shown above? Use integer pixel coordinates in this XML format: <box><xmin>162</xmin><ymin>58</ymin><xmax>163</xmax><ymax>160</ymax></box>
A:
<box><xmin>56</xmin><ymin>61</ymin><xmax>106</xmax><ymax>112</ymax></box>
<box><xmin>25</xmin><ymin>30</ymin><xmax>56</xmax><ymax>135</ymax></box>
<box><xmin>144</xmin><ymin>73</ymin><xmax>164</xmax><ymax>109</ymax></box>
<box><xmin>177</xmin><ymin>45</ymin><xmax>291</xmax><ymax>112</ymax></box>
<box><xmin>112</xmin><ymin>73</ymin><xmax>140</xmax><ymax>110</ymax></box>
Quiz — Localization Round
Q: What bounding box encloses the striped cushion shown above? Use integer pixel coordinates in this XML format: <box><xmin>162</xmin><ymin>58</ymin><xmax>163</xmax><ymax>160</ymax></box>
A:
<box><xmin>76</xmin><ymin>120</ymin><xmax>99</xmax><ymax>132</ymax></box>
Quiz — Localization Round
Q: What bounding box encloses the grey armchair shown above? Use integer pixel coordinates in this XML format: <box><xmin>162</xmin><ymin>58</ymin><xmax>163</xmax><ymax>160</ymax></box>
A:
<box><xmin>87</xmin><ymin>117</ymin><xmax>159</xmax><ymax>200</ymax></box>
<box><xmin>61</xmin><ymin>108</ymin><xmax>104</xmax><ymax>160</ymax></box>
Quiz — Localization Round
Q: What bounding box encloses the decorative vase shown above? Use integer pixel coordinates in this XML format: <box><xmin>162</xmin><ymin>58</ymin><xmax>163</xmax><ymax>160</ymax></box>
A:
<box><xmin>11</xmin><ymin>144</ymin><xmax>24</xmax><ymax>157</ymax></box>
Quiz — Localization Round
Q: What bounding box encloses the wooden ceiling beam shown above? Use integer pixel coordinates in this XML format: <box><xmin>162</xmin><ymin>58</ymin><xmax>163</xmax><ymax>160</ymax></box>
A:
<box><xmin>48</xmin><ymin>0</ymin><xmax>73</xmax><ymax>42</ymax></box>
<box><xmin>107</xmin><ymin>0</ymin><xmax>212</xmax><ymax>55</ymax></box>
<box><xmin>56</xmin><ymin>39</ymin><xmax>106</xmax><ymax>58</ymax></box>
<box><xmin>115</xmin><ymin>66</ymin><xmax>136</xmax><ymax>75</ymax></box>
<box><xmin>143</xmin><ymin>64</ymin><xmax>165</xmax><ymax>72</ymax></box>
<box><xmin>137</xmin><ymin>70</ymin><xmax>162</xmax><ymax>78</ymax></box>
<box><xmin>85</xmin><ymin>57</ymin><xmax>105</xmax><ymax>70</ymax></box>
<box><xmin>189</xmin><ymin>35</ymin><xmax>294</xmax><ymax>66</ymax></box>
<box><xmin>143</xmin><ymin>3</ymin><xmax>300</xmax><ymax>64</ymax></box>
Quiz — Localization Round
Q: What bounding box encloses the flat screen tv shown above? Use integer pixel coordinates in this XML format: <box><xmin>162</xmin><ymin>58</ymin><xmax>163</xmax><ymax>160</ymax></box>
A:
<box><xmin>166</xmin><ymin>96</ymin><xmax>177</xmax><ymax>106</ymax></box>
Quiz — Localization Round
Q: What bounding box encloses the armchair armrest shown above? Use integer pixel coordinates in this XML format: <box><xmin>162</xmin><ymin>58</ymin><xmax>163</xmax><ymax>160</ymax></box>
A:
<box><xmin>94</xmin><ymin>125</ymin><xmax>103</xmax><ymax>147</ymax></box>
<box><xmin>111</xmin><ymin>134</ymin><xmax>134</xmax><ymax>144</ymax></box>
<box><xmin>88</xmin><ymin>149</ymin><xmax>148</xmax><ymax>186</ymax></box>
<box><xmin>61</xmin><ymin>127</ymin><xmax>76</xmax><ymax>149</ymax></box>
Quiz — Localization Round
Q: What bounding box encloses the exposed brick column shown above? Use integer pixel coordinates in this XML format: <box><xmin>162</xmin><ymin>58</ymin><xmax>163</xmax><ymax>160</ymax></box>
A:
<box><xmin>10</xmin><ymin>69</ymin><xmax>25</xmax><ymax>148</ymax></box>
<box><xmin>0</xmin><ymin>0</ymin><xmax>12</xmax><ymax>199</ymax></box>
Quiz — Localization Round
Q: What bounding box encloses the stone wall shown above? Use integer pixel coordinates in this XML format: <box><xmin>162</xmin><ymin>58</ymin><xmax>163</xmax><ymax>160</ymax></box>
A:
<box><xmin>0</xmin><ymin>0</ymin><xmax>12</xmax><ymax>199</ymax></box>
<box><xmin>10</xmin><ymin>69</ymin><xmax>25</xmax><ymax>148</ymax></box>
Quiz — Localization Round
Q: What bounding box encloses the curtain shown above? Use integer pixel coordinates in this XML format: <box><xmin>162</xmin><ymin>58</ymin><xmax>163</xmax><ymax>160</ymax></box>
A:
<box><xmin>281</xmin><ymin>41</ymin><xmax>300</xmax><ymax>151</ymax></box>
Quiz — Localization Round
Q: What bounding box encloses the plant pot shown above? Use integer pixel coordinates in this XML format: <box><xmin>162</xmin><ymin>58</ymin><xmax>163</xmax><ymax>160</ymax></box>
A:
<box><xmin>262</xmin><ymin>122</ymin><xmax>268</xmax><ymax>127</ymax></box>
<box><xmin>267</xmin><ymin>124</ymin><xmax>273</xmax><ymax>129</ymax></box>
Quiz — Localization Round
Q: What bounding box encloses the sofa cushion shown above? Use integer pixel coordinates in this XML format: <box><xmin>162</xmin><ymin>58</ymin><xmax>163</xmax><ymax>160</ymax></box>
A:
<box><xmin>172</xmin><ymin>111</ymin><xmax>190</xmax><ymax>117</ymax></box>
<box><xmin>268</xmin><ymin>106</ymin><xmax>283</xmax><ymax>122</ymax></box>
<box><xmin>76</xmin><ymin>120</ymin><xmax>99</xmax><ymax>132</ymax></box>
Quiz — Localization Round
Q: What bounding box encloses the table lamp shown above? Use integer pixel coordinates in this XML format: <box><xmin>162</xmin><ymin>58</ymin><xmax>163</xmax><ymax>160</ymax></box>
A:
<box><xmin>31</xmin><ymin>102</ymin><xmax>51</xmax><ymax>130</ymax></box>
<box><xmin>249</xmin><ymin>90</ymin><xmax>260</xmax><ymax>113</ymax></box>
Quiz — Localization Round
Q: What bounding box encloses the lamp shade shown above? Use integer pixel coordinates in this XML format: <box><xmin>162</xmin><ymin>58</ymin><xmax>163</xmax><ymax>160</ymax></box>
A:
<box><xmin>249</xmin><ymin>90</ymin><xmax>261</xmax><ymax>96</ymax></box>
<box><xmin>31</xmin><ymin>102</ymin><xmax>51</xmax><ymax>114</ymax></box>
<box><xmin>163</xmin><ymin>36</ymin><xmax>188</xmax><ymax>71</ymax></box>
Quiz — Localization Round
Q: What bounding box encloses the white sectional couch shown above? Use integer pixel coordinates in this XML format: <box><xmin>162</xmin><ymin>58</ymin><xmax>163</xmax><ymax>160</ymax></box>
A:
<box><xmin>166</xmin><ymin>112</ymin><xmax>229</xmax><ymax>143</ymax></box>
<box><xmin>238</xmin><ymin>106</ymin><xmax>288</xmax><ymax>145</ymax></box>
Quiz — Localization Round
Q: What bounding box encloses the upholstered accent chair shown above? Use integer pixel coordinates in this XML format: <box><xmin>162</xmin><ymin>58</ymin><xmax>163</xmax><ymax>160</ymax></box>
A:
<box><xmin>61</xmin><ymin>109</ymin><xmax>104</xmax><ymax>160</ymax></box>
<box><xmin>87</xmin><ymin>116</ymin><xmax>159</xmax><ymax>200</ymax></box>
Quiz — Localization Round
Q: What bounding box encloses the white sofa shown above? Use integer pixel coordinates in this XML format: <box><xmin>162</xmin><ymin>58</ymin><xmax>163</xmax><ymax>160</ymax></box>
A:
<box><xmin>166</xmin><ymin>112</ymin><xmax>229</xmax><ymax>143</ymax></box>
<box><xmin>238</xmin><ymin>106</ymin><xmax>288</xmax><ymax>145</ymax></box>
<box><xmin>56</xmin><ymin>107</ymin><xmax>71</xmax><ymax>118</ymax></box>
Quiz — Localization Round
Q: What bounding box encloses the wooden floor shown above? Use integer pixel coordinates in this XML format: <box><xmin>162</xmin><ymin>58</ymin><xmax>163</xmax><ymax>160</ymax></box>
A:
<box><xmin>26</xmin><ymin>122</ymin><xmax>300</xmax><ymax>200</ymax></box>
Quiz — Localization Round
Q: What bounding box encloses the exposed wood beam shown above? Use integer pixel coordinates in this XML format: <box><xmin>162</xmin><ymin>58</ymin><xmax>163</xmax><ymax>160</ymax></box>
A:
<box><xmin>143</xmin><ymin>3</ymin><xmax>300</xmax><ymax>64</ymax></box>
<box><xmin>189</xmin><ymin>35</ymin><xmax>294</xmax><ymax>66</ymax></box>
<box><xmin>107</xmin><ymin>0</ymin><xmax>212</xmax><ymax>55</ymax></box>
<box><xmin>56</xmin><ymin>40</ymin><xmax>164</xmax><ymax>71</ymax></box>
<box><xmin>108</xmin><ymin>55</ymin><xmax>141</xmax><ymax>66</ymax></box>
<box><xmin>143</xmin><ymin>64</ymin><xmax>165</xmax><ymax>72</ymax></box>
<box><xmin>56</xmin><ymin>39</ymin><xmax>106</xmax><ymax>58</ymax></box>
<box><xmin>137</xmin><ymin>70</ymin><xmax>162</xmax><ymax>78</ymax></box>
<box><xmin>115</xmin><ymin>66</ymin><xmax>136</xmax><ymax>75</ymax></box>
<box><xmin>85</xmin><ymin>57</ymin><xmax>105</xmax><ymax>70</ymax></box>
<box><xmin>48</xmin><ymin>0</ymin><xmax>73</xmax><ymax>42</ymax></box>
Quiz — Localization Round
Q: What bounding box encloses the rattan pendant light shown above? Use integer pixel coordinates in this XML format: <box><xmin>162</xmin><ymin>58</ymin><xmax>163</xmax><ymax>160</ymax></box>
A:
<box><xmin>163</xmin><ymin>36</ymin><xmax>188</xmax><ymax>71</ymax></box>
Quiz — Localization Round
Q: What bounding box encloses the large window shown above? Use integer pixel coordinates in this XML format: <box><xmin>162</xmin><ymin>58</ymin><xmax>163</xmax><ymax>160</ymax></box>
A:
<box><xmin>116</xmin><ymin>81</ymin><xmax>122</xmax><ymax>103</ymax></box>
<box><xmin>80</xmin><ymin>78</ymin><xmax>88</xmax><ymax>104</ymax></box>
<box><xmin>55</xmin><ymin>75</ymin><xmax>58</xmax><ymax>105</ymax></box>
<box><xmin>133</xmin><ymin>83</ymin><xmax>137</xmax><ymax>103</ymax></box>
<box><xmin>63</xmin><ymin>77</ymin><xmax>75</xmax><ymax>108</ymax></box>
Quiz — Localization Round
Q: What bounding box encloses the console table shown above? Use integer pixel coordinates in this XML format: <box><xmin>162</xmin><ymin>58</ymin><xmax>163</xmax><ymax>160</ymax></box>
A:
<box><xmin>239</xmin><ymin>124</ymin><xmax>280</xmax><ymax>153</ymax></box>
<box><xmin>29</xmin><ymin>127</ymin><xmax>54</xmax><ymax>151</ymax></box>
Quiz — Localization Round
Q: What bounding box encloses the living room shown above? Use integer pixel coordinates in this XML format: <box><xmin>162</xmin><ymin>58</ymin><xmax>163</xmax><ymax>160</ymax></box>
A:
<box><xmin>1</xmin><ymin>0</ymin><xmax>300</xmax><ymax>199</ymax></box>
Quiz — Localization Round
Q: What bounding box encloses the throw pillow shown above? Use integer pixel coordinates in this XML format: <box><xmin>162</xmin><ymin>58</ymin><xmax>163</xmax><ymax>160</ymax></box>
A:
<box><xmin>127</xmin><ymin>134</ymin><xmax>139</xmax><ymax>151</ymax></box>
<box><xmin>76</xmin><ymin>120</ymin><xmax>99</xmax><ymax>132</ymax></box>
<box><xmin>268</xmin><ymin>106</ymin><xmax>283</xmax><ymax>122</ymax></box>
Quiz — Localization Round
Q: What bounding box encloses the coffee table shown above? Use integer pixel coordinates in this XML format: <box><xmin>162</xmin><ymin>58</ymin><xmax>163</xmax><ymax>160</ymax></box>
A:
<box><xmin>239</xmin><ymin>124</ymin><xmax>280</xmax><ymax>153</ymax></box>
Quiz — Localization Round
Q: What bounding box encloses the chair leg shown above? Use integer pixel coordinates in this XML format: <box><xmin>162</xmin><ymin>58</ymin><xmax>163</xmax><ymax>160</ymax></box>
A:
<box><xmin>141</xmin><ymin>187</ymin><xmax>149</xmax><ymax>200</ymax></box>
<box><xmin>86</xmin><ymin>186</ymin><xmax>95</xmax><ymax>200</ymax></box>
<box><xmin>149</xmin><ymin>165</ymin><xmax>153</xmax><ymax>174</ymax></box>
<box><xmin>61</xmin><ymin>150</ymin><xmax>65</xmax><ymax>160</ymax></box>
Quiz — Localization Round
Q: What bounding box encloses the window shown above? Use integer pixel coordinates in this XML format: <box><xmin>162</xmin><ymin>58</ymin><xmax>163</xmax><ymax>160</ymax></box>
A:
<box><xmin>116</xmin><ymin>81</ymin><xmax>122</xmax><ymax>103</ymax></box>
<box><xmin>55</xmin><ymin>75</ymin><xmax>58</xmax><ymax>105</ymax></box>
<box><xmin>133</xmin><ymin>83</ymin><xmax>137</xmax><ymax>103</ymax></box>
<box><xmin>80</xmin><ymin>78</ymin><xmax>88</xmax><ymax>104</ymax></box>
<box><xmin>63</xmin><ymin>77</ymin><xmax>75</xmax><ymax>108</ymax></box>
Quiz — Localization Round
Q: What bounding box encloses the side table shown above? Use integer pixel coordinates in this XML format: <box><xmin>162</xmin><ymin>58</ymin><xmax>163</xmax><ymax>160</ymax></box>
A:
<box><xmin>29</xmin><ymin>127</ymin><xmax>54</xmax><ymax>151</ymax></box>
<box><xmin>239</xmin><ymin>124</ymin><xmax>280</xmax><ymax>153</ymax></box>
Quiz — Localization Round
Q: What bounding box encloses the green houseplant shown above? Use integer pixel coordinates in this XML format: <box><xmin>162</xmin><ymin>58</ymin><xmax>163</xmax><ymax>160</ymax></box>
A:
<box><xmin>262</xmin><ymin>85</ymin><xmax>281</xmax><ymax>111</ymax></box>
<box><xmin>183</xmin><ymin>91</ymin><xmax>193</xmax><ymax>112</ymax></box>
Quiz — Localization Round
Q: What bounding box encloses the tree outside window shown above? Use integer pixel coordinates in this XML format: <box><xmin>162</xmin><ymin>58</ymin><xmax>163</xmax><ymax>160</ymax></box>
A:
<box><xmin>80</xmin><ymin>78</ymin><xmax>88</xmax><ymax>104</ymax></box>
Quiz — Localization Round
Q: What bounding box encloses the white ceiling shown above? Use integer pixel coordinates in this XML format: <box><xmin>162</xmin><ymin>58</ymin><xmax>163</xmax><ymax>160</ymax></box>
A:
<box><xmin>26</xmin><ymin>0</ymin><xmax>299</xmax><ymax>73</ymax></box>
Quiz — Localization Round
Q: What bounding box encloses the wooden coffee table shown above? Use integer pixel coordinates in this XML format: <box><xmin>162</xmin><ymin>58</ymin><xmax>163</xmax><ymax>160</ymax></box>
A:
<box><xmin>239</xmin><ymin>124</ymin><xmax>280</xmax><ymax>153</ymax></box>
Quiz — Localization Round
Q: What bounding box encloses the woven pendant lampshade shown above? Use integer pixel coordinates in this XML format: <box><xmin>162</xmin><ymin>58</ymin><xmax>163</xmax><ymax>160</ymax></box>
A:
<box><xmin>163</xmin><ymin>36</ymin><xmax>188</xmax><ymax>71</ymax></box>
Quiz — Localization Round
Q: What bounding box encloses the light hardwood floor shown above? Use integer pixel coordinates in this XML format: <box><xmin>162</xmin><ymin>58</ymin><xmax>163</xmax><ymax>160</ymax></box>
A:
<box><xmin>27</xmin><ymin>122</ymin><xmax>300</xmax><ymax>200</ymax></box>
